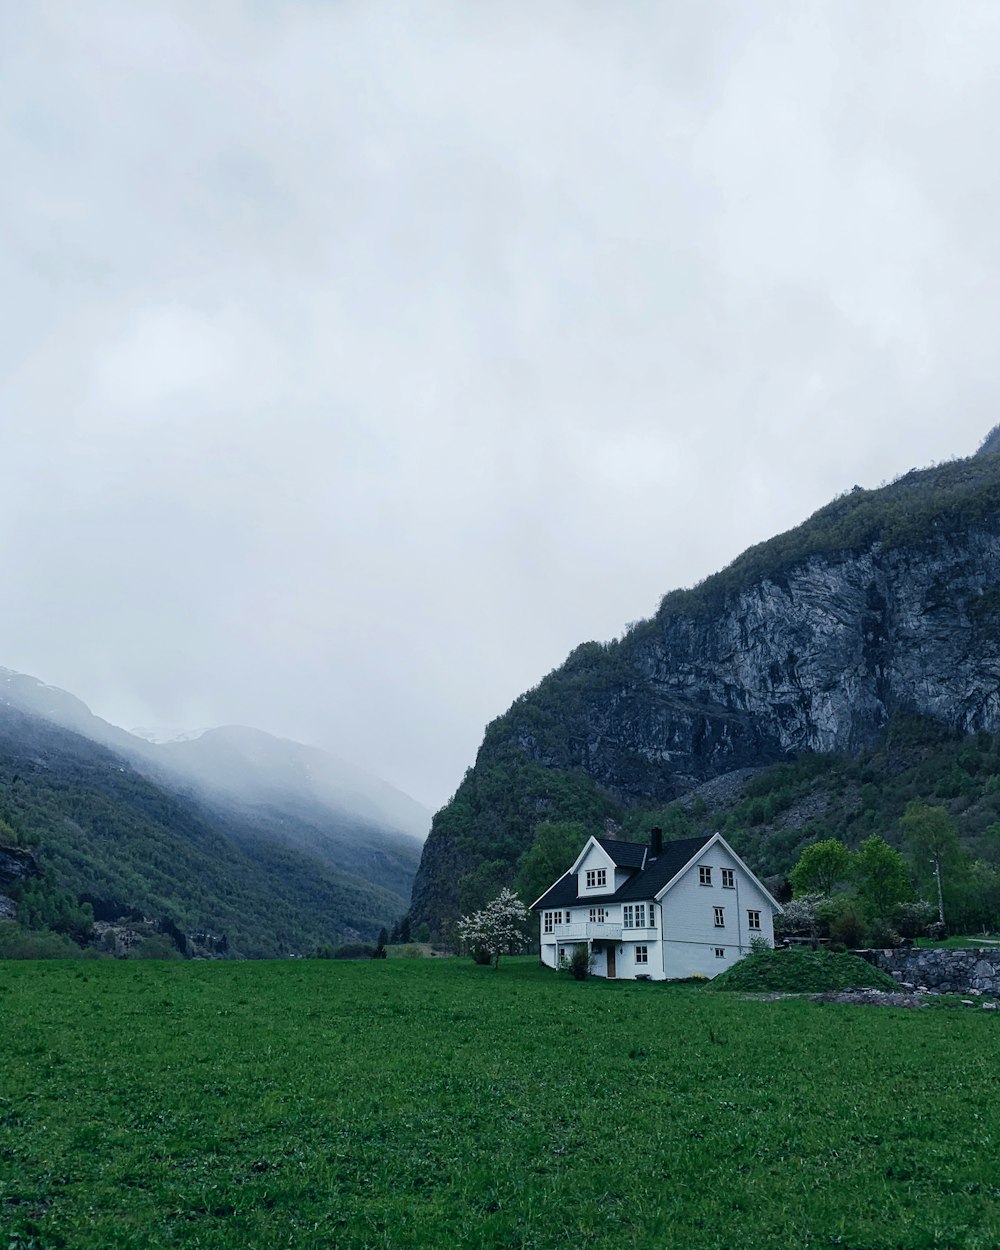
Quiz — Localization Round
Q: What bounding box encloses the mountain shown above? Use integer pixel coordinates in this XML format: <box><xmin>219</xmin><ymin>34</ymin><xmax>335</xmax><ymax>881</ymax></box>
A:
<box><xmin>409</xmin><ymin>447</ymin><xmax>1000</xmax><ymax>933</ymax></box>
<box><xmin>0</xmin><ymin>668</ymin><xmax>429</xmax><ymax>841</ymax></box>
<box><xmin>0</xmin><ymin>671</ymin><xmax>429</xmax><ymax>954</ymax></box>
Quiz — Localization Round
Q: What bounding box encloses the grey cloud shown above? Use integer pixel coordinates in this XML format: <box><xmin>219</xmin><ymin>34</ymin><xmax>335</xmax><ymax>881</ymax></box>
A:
<box><xmin>2</xmin><ymin>1</ymin><xmax>1000</xmax><ymax>807</ymax></box>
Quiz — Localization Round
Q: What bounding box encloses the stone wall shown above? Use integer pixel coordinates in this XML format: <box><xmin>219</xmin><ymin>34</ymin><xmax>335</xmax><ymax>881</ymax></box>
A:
<box><xmin>858</xmin><ymin>947</ymin><xmax>1000</xmax><ymax>994</ymax></box>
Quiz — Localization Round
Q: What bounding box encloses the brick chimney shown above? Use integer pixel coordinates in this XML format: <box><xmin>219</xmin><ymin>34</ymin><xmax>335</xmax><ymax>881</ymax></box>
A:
<box><xmin>649</xmin><ymin>826</ymin><xmax>663</xmax><ymax>857</ymax></box>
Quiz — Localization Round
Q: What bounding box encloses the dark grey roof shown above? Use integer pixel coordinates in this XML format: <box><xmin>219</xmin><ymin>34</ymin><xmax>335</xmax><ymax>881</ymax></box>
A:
<box><xmin>595</xmin><ymin>837</ymin><xmax>647</xmax><ymax>868</ymax></box>
<box><xmin>532</xmin><ymin>834</ymin><xmax>714</xmax><ymax>911</ymax></box>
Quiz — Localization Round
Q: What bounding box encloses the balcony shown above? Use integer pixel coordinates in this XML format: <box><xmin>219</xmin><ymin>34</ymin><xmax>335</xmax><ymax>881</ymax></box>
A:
<box><xmin>545</xmin><ymin>922</ymin><xmax>623</xmax><ymax>941</ymax></box>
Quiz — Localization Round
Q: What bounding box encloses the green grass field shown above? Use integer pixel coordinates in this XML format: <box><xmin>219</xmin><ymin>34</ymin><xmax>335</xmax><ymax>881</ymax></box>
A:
<box><xmin>2</xmin><ymin>957</ymin><xmax>998</xmax><ymax>1250</ymax></box>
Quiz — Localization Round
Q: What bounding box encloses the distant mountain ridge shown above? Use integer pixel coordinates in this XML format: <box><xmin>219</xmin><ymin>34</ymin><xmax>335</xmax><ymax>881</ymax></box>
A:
<box><xmin>0</xmin><ymin>669</ymin><xmax>429</xmax><ymax>954</ymax></box>
<box><xmin>409</xmin><ymin>446</ymin><xmax>1000</xmax><ymax>932</ymax></box>
<box><xmin>0</xmin><ymin>668</ymin><xmax>430</xmax><ymax>841</ymax></box>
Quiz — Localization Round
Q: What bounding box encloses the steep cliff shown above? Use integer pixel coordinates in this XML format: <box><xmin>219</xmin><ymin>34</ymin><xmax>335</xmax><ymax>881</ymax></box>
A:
<box><xmin>410</xmin><ymin>453</ymin><xmax>1000</xmax><ymax>931</ymax></box>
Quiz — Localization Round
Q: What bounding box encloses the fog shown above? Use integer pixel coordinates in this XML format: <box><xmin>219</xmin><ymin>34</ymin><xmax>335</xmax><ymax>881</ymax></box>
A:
<box><xmin>3</xmin><ymin>2</ymin><xmax>1000</xmax><ymax>809</ymax></box>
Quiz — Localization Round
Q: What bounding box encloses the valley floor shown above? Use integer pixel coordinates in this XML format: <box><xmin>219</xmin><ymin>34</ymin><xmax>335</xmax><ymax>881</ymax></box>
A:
<box><xmin>1</xmin><ymin>957</ymin><xmax>998</xmax><ymax>1249</ymax></box>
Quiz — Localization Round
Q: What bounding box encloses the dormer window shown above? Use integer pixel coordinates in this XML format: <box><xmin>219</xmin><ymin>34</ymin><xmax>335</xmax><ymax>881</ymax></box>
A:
<box><xmin>585</xmin><ymin>868</ymin><xmax>607</xmax><ymax>889</ymax></box>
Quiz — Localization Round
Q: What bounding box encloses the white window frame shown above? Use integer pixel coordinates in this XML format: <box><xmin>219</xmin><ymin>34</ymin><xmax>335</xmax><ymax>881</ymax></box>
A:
<box><xmin>699</xmin><ymin>865</ymin><xmax>712</xmax><ymax>886</ymax></box>
<box><xmin>585</xmin><ymin>868</ymin><xmax>607</xmax><ymax>890</ymax></box>
<box><xmin>714</xmin><ymin>906</ymin><xmax>725</xmax><ymax>928</ymax></box>
<box><xmin>634</xmin><ymin>945</ymin><xmax>648</xmax><ymax>965</ymax></box>
<box><xmin>714</xmin><ymin>947</ymin><xmax>725</xmax><ymax>958</ymax></box>
<box><xmin>543</xmin><ymin>912</ymin><xmax>553</xmax><ymax>934</ymax></box>
<box><xmin>589</xmin><ymin>906</ymin><xmax>606</xmax><ymax>923</ymax></box>
<box><xmin>721</xmin><ymin>868</ymin><xmax>735</xmax><ymax>889</ymax></box>
<box><xmin>747</xmin><ymin>910</ymin><xmax>761</xmax><ymax>931</ymax></box>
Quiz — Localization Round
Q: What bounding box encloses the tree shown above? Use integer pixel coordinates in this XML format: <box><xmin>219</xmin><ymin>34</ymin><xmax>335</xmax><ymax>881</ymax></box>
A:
<box><xmin>457</xmin><ymin>860</ymin><xmax>510</xmax><ymax>916</ymax></box>
<box><xmin>456</xmin><ymin>888</ymin><xmax>530</xmax><ymax>969</ymax></box>
<box><xmin>789</xmin><ymin>839</ymin><xmax>853</xmax><ymax>897</ymax></box>
<box><xmin>900</xmin><ymin>800</ymin><xmax>962</xmax><ymax>928</ymax></box>
<box><xmin>852</xmin><ymin>835</ymin><xmax>913</xmax><ymax>920</ymax></box>
<box><xmin>515</xmin><ymin>821</ymin><xmax>589</xmax><ymax>907</ymax></box>
<box><xmin>774</xmin><ymin>894</ymin><xmax>825</xmax><ymax>939</ymax></box>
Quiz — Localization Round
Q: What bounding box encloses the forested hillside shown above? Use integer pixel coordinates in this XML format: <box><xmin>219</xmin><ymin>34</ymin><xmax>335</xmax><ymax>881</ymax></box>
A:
<box><xmin>0</xmin><ymin>704</ymin><xmax>409</xmax><ymax>956</ymax></box>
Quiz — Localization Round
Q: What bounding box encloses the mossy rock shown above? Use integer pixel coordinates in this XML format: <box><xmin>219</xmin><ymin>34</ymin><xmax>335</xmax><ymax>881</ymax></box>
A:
<box><xmin>708</xmin><ymin>947</ymin><xmax>897</xmax><ymax>993</ymax></box>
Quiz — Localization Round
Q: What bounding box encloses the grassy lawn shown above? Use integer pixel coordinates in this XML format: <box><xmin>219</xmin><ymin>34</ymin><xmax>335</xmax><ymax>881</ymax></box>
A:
<box><xmin>914</xmin><ymin>936</ymin><xmax>1000</xmax><ymax>949</ymax></box>
<box><xmin>2</xmin><ymin>957</ymin><xmax>999</xmax><ymax>1250</ymax></box>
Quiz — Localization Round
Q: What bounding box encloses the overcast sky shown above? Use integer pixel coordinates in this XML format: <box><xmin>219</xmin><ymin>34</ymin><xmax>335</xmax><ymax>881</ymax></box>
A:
<box><xmin>3</xmin><ymin>2</ymin><xmax>1000</xmax><ymax>811</ymax></box>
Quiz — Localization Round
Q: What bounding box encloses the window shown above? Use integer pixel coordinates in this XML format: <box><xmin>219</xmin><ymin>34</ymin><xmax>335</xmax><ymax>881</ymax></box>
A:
<box><xmin>647</xmin><ymin>906</ymin><xmax>656</xmax><ymax>928</ymax></box>
<box><xmin>714</xmin><ymin>947</ymin><xmax>725</xmax><ymax>959</ymax></box>
<box><xmin>623</xmin><ymin>904</ymin><xmax>647</xmax><ymax>929</ymax></box>
<box><xmin>634</xmin><ymin>945</ymin><xmax>648</xmax><ymax>964</ymax></box>
<box><xmin>589</xmin><ymin>906</ymin><xmax>606</xmax><ymax>923</ymax></box>
<box><xmin>585</xmin><ymin>868</ymin><xmax>607</xmax><ymax>889</ymax></box>
<box><xmin>721</xmin><ymin>868</ymin><xmax>735</xmax><ymax>889</ymax></box>
<box><xmin>714</xmin><ymin>906</ymin><xmax>725</xmax><ymax>928</ymax></box>
<box><xmin>543</xmin><ymin>912</ymin><xmax>553</xmax><ymax>934</ymax></box>
<box><xmin>747</xmin><ymin>910</ymin><xmax>761</xmax><ymax>930</ymax></box>
<box><xmin>699</xmin><ymin>865</ymin><xmax>712</xmax><ymax>886</ymax></box>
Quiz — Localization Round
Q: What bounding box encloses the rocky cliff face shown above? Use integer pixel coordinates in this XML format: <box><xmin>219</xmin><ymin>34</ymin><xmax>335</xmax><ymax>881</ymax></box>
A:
<box><xmin>0</xmin><ymin>842</ymin><xmax>40</xmax><ymax>923</ymax></box>
<box><xmin>544</xmin><ymin>528</ymin><xmax>1000</xmax><ymax>802</ymax></box>
<box><xmin>0</xmin><ymin>842</ymin><xmax>40</xmax><ymax>887</ymax></box>
<box><xmin>410</xmin><ymin>453</ymin><xmax>1000</xmax><ymax>931</ymax></box>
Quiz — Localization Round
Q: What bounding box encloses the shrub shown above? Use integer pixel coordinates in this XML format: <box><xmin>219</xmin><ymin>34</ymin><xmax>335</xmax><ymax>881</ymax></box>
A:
<box><xmin>775</xmin><ymin>894</ymin><xmax>826</xmax><ymax>938</ymax></box>
<box><xmin>893</xmin><ymin>900</ymin><xmax>937</xmax><ymax>940</ymax></box>
<box><xmin>821</xmin><ymin>898</ymin><xmax>868</xmax><ymax>949</ymax></box>
<box><xmin>130</xmin><ymin>934</ymin><xmax>182</xmax><ymax>960</ymax></box>
<box><xmin>0</xmin><ymin>922</ymin><xmax>89</xmax><ymax>960</ymax></box>
<box><xmin>333</xmin><ymin>943</ymin><xmax>377</xmax><ymax>960</ymax></box>
<box><xmin>569</xmin><ymin>946</ymin><xmax>591</xmax><ymax>981</ymax></box>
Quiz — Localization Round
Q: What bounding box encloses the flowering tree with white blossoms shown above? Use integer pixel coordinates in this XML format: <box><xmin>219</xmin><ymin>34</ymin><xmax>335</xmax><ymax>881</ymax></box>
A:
<box><xmin>456</xmin><ymin>888</ymin><xmax>530</xmax><ymax>969</ymax></box>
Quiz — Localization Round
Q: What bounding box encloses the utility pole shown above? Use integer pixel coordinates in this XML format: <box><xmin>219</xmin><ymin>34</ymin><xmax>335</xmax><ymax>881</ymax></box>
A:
<box><xmin>932</xmin><ymin>856</ymin><xmax>945</xmax><ymax>932</ymax></box>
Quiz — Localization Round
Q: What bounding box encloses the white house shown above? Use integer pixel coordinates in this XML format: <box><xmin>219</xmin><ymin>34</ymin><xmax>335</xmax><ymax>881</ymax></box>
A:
<box><xmin>531</xmin><ymin>827</ymin><xmax>782</xmax><ymax>980</ymax></box>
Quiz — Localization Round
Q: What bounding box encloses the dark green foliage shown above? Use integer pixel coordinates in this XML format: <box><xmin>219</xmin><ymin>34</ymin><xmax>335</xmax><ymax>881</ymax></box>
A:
<box><xmin>332</xmin><ymin>942</ymin><xmax>377</xmax><ymax>959</ymax></box>
<box><xmin>853</xmin><ymin>835</ymin><xmax>914</xmax><ymax>917</ymax></box>
<box><xmin>9</xmin><ymin>873</ymin><xmax>94</xmax><ymax>944</ymax></box>
<box><xmin>457</xmin><ymin>858</ymin><xmax>510</xmax><ymax>915</ymax></box>
<box><xmin>515</xmin><ymin>820</ymin><xmax>591</xmax><ymax>905</ymax></box>
<box><xmin>823</xmin><ymin>899</ymin><xmax>869</xmax><ymax>950</ymax></box>
<box><xmin>0</xmin><ymin>920</ymin><xmax>96</xmax><ymax>959</ymax></box>
<box><xmin>1</xmin><ymin>958</ymin><xmax>998</xmax><ymax>1249</ymax></box>
<box><xmin>130</xmin><ymin>933</ymin><xmax>182</xmax><ymax>960</ymax></box>
<box><xmin>789</xmin><ymin>838</ymin><xmax>852</xmax><ymax>896</ymax></box>
<box><xmin>568</xmin><ymin>945</ymin><xmax>590</xmax><ymax>980</ymax></box>
<box><xmin>709</xmin><ymin>947</ymin><xmax>898</xmax><ymax>993</ymax></box>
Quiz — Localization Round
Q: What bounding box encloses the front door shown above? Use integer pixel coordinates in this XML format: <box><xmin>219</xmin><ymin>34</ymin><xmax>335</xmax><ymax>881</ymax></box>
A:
<box><xmin>606</xmin><ymin>945</ymin><xmax>616</xmax><ymax>979</ymax></box>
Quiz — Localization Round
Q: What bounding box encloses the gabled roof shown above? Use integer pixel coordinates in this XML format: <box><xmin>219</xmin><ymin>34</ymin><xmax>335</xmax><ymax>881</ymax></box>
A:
<box><xmin>531</xmin><ymin>833</ymin><xmax>715</xmax><ymax>911</ymax></box>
